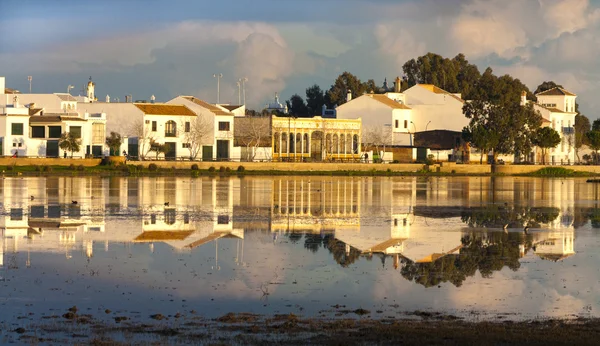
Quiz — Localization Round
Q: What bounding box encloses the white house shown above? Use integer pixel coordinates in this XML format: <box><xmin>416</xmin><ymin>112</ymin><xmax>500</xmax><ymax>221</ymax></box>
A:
<box><xmin>336</xmin><ymin>83</ymin><xmax>467</xmax><ymax>148</ymax></box>
<box><xmin>0</xmin><ymin>88</ymin><xmax>107</xmax><ymax>158</ymax></box>
<box><xmin>167</xmin><ymin>96</ymin><xmax>236</xmax><ymax>161</ymax></box>
<box><xmin>528</xmin><ymin>88</ymin><xmax>577</xmax><ymax>164</ymax></box>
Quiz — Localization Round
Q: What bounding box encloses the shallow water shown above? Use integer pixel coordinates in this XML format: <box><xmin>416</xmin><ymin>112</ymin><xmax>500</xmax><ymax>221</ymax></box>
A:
<box><xmin>0</xmin><ymin>176</ymin><xmax>599</xmax><ymax>325</ymax></box>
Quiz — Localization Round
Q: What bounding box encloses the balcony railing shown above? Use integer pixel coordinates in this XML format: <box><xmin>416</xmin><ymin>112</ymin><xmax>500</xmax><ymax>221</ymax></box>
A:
<box><xmin>562</xmin><ymin>127</ymin><xmax>574</xmax><ymax>135</ymax></box>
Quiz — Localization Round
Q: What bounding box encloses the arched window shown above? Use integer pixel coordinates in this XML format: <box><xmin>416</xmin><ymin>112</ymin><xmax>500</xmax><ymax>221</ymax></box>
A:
<box><xmin>274</xmin><ymin>133</ymin><xmax>280</xmax><ymax>153</ymax></box>
<box><xmin>165</xmin><ymin>121</ymin><xmax>177</xmax><ymax>137</ymax></box>
<box><xmin>353</xmin><ymin>134</ymin><xmax>359</xmax><ymax>154</ymax></box>
<box><xmin>289</xmin><ymin>133</ymin><xmax>295</xmax><ymax>153</ymax></box>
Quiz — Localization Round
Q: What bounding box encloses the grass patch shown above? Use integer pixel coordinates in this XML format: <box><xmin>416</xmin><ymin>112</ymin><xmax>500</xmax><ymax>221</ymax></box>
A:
<box><xmin>526</xmin><ymin>167</ymin><xmax>590</xmax><ymax>177</ymax></box>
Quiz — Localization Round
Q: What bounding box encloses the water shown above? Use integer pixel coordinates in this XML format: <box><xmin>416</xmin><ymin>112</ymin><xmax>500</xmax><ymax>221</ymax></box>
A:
<box><xmin>0</xmin><ymin>176</ymin><xmax>599</xmax><ymax>325</ymax></box>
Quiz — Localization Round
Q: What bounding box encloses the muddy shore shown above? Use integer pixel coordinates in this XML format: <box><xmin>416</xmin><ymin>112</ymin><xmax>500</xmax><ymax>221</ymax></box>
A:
<box><xmin>3</xmin><ymin>311</ymin><xmax>599</xmax><ymax>345</ymax></box>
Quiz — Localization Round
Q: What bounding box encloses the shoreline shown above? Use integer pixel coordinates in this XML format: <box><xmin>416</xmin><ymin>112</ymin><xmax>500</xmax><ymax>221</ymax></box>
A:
<box><xmin>0</xmin><ymin>162</ymin><xmax>598</xmax><ymax>178</ymax></box>
<box><xmin>3</xmin><ymin>311</ymin><xmax>599</xmax><ymax>345</ymax></box>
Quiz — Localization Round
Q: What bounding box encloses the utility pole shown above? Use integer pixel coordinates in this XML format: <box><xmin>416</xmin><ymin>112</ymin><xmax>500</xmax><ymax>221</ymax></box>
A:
<box><xmin>240</xmin><ymin>77</ymin><xmax>248</xmax><ymax>106</ymax></box>
<box><xmin>213</xmin><ymin>73</ymin><xmax>223</xmax><ymax>104</ymax></box>
<box><xmin>236</xmin><ymin>80</ymin><xmax>241</xmax><ymax>105</ymax></box>
<box><xmin>27</xmin><ymin>76</ymin><xmax>32</xmax><ymax>93</ymax></box>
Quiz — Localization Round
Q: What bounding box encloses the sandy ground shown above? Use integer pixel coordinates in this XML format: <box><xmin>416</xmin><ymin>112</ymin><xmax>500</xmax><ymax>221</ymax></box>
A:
<box><xmin>2</xmin><ymin>310</ymin><xmax>599</xmax><ymax>345</ymax></box>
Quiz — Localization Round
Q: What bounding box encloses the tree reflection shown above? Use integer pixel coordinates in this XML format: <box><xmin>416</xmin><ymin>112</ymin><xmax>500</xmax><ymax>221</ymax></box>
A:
<box><xmin>460</xmin><ymin>205</ymin><xmax>560</xmax><ymax>228</ymax></box>
<box><xmin>400</xmin><ymin>231</ymin><xmax>533</xmax><ymax>288</ymax></box>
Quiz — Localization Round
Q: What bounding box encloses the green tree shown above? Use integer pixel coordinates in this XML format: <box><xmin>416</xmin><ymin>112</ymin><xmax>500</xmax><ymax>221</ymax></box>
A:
<box><xmin>326</xmin><ymin>72</ymin><xmax>365</xmax><ymax>107</ymax></box>
<box><xmin>462</xmin><ymin>125</ymin><xmax>500</xmax><ymax>164</ymax></box>
<box><xmin>285</xmin><ymin>94</ymin><xmax>309</xmax><ymax>117</ymax></box>
<box><xmin>463</xmin><ymin>68</ymin><xmax>541</xmax><ymax>162</ymax></box>
<box><xmin>305</xmin><ymin>84</ymin><xmax>326</xmax><ymax>115</ymax></box>
<box><xmin>58</xmin><ymin>132</ymin><xmax>81</xmax><ymax>158</ymax></box>
<box><xmin>532</xmin><ymin>127</ymin><xmax>561</xmax><ymax>165</ymax></box>
<box><xmin>574</xmin><ymin>114</ymin><xmax>591</xmax><ymax>162</ymax></box>
<box><xmin>105</xmin><ymin>131</ymin><xmax>123</xmax><ymax>156</ymax></box>
<box><xmin>586</xmin><ymin>130</ymin><xmax>600</xmax><ymax>164</ymax></box>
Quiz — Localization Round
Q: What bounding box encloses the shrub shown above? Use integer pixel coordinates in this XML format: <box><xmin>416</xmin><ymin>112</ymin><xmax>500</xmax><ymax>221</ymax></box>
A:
<box><xmin>225</xmin><ymin>167</ymin><xmax>231</xmax><ymax>173</ymax></box>
<box><xmin>34</xmin><ymin>165</ymin><xmax>42</xmax><ymax>172</ymax></box>
<box><xmin>451</xmin><ymin>169</ymin><xmax>456</xmax><ymax>174</ymax></box>
<box><xmin>77</xmin><ymin>165</ymin><xmax>85</xmax><ymax>171</ymax></box>
<box><xmin>6</xmin><ymin>165</ymin><xmax>13</xmax><ymax>171</ymax></box>
<box><xmin>42</xmin><ymin>165</ymin><xmax>52</xmax><ymax>173</ymax></box>
<box><xmin>69</xmin><ymin>164</ymin><xmax>76</xmax><ymax>170</ymax></box>
<box><xmin>191</xmin><ymin>164</ymin><xmax>199</xmax><ymax>171</ymax></box>
<box><xmin>208</xmin><ymin>166</ymin><xmax>216</xmax><ymax>172</ymax></box>
<box><xmin>237</xmin><ymin>165</ymin><xmax>245</xmax><ymax>172</ymax></box>
<box><xmin>137</xmin><ymin>164</ymin><xmax>144</xmax><ymax>171</ymax></box>
<box><xmin>148</xmin><ymin>163</ymin><xmax>158</xmax><ymax>172</ymax></box>
<box><xmin>219</xmin><ymin>166</ymin><xmax>226</xmax><ymax>173</ymax></box>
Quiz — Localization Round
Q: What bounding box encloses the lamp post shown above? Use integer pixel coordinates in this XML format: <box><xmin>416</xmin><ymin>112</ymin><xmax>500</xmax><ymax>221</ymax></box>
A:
<box><xmin>67</xmin><ymin>85</ymin><xmax>74</xmax><ymax>95</ymax></box>
<box><xmin>410</xmin><ymin>121</ymin><xmax>416</xmax><ymax>146</ymax></box>
<box><xmin>239</xmin><ymin>77</ymin><xmax>248</xmax><ymax>105</ymax></box>
<box><xmin>213</xmin><ymin>73</ymin><xmax>223</xmax><ymax>104</ymax></box>
<box><xmin>27</xmin><ymin>76</ymin><xmax>32</xmax><ymax>93</ymax></box>
<box><xmin>425</xmin><ymin>120</ymin><xmax>431</xmax><ymax>131</ymax></box>
<box><xmin>236</xmin><ymin>80</ymin><xmax>241</xmax><ymax>105</ymax></box>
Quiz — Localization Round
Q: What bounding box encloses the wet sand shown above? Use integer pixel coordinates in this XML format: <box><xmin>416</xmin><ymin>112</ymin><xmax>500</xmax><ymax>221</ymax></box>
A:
<box><xmin>3</xmin><ymin>311</ymin><xmax>600</xmax><ymax>345</ymax></box>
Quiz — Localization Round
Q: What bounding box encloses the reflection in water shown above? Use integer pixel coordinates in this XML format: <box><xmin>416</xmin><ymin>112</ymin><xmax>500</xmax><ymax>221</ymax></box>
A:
<box><xmin>0</xmin><ymin>176</ymin><xmax>597</xmax><ymax>320</ymax></box>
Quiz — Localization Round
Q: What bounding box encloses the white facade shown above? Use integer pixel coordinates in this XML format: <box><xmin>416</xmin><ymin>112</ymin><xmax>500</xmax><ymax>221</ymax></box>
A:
<box><xmin>336</xmin><ymin>84</ymin><xmax>467</xmax><ymax>147</ymax></box>
<box><xmin>167</xmin><ymin>96</ymin><xmax>237</xmax><ymax>161</ymax></box>
<box><xmin>532</xmin><ymin>88</ymin><xmax>577</xmax><ymax>164</ymax></box>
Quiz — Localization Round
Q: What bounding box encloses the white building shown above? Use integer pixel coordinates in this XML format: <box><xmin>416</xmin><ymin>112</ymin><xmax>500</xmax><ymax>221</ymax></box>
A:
<box><xmin>0</xmin><ymin>84</ymin><xmax>107</xmax><ymax>158</ymax></box>
<box><xmin>336</xmin><ymin>84</ymin><xmax>466</xmax><ymax>147</ymax></box>
<box><xmin>528</xmin><ymin>88</ymin><xmax>577</xmax><ymax>164</ymax></box>
<box><xmin>167</xmin><ymin>96</ymin><xmax>236</xmax><ymax>161</ymax></box>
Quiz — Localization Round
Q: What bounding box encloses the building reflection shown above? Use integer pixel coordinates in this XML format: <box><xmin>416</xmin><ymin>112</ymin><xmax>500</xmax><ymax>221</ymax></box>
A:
<box><xmin>0</xmin><ymin>176</ymin><xmax>585</xmax><ymax>280</ymax></box>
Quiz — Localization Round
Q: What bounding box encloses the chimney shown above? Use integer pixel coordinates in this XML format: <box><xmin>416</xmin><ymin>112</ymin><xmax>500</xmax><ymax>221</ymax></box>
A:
<box><xmin>12</xmin><ymin>94</ymin><xmax>19</xmax><ymax>108</ymax></box>
<box><xmin>106</xmin><ymin>94</ymin><xmax>110</xmax><ymax>103</ymax></box>
<box><xmin>520</xmin><ymin>91</ymin><xmax>527</xmax><ymax>106</ymax></box>
<box><xmin>395</xmin><ymin>76</ymin><xmax>401</xmax><ymax>93</ymax></box>
<box><xmin>346</xmin><ymin>90</ymin><xmax>352</xmax><ymax>102</ymax></box>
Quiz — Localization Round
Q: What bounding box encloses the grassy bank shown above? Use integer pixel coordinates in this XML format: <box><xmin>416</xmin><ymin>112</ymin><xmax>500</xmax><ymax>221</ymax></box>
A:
<box><xmin>0</xmin><ymin>163</ymin><xmax>599</xmax><ymax>177</ymax></box>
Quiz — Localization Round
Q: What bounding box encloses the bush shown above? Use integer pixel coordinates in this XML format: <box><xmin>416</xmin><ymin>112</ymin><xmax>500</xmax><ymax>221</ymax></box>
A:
<box><xmin>148</xmin><ymin>163</ymin><xmax>158</xmax><ymax>172</ymax></box>
<box><xmin>136</xmin><ymin>164</ymin><xmax>144</xmax><ymax>171</ymax></box>
<box><xmin>69</xmin><ymin>164</ymin><xmax>76</xmax><ymax>170</ymax></box>
<box><xmin>34</xmin><ymin>165</ymin><xmax>42</xmax><ymax>172</ymax></box>
<box><xmin>219</xmin><ymin>166</ymin><xmax>226</xmax><ymax>173</ymax></box>
<box><xmin>191</xmin><ymin>164</ymin><xmax>199</xmax><ymax>171</ymax></box>
<box><xmin>225</xmin><ymin>167</ymin><xmax>231</xmax><ymax>173</ymax></box>
<box><xmin>77</xmin><ymin>165</ymin><xmax>85</xmax><ymax>171</ymax></box>
<box><xmin>6</xmin><ymin>165</ymin><xmax>13</xmax><ymax>171</ymax></box>
<box><xmin>237</xmin><ymin>165</ymin><xmax>245</xmax><ymax>172</ymax></box>
<box><xmin>208</xmin><ymin>166</ymin><xmax>216</xmax><ymax>172</ymax></box>
<box><xmin>42</xmin><ymin>165</ymin><xmax>52</xmax><ymax>173</ymax></box>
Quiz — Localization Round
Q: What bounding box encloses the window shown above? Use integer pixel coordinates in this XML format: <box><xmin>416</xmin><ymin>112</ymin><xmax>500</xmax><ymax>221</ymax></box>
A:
<box><xmin>92</xmin><ymin>123</ymin><xmax>104</xmax><ymax>144</ymax></box>
<box><xmin>48</xmin><ymin>126</ymin><xmax>62</xmax><ymax>138</ymax></box>
<box><xmin>165</xmin><ymin>120</ymin><xmax>176</xmax><ymax>137</ymax></box>
<box><xmin>218</xmin><ymin>121</ymin><xmax>230</xmax><ymax>131</ymax></box>
<box><xmin>182</xmin><ymin>143</ymin><xmax>191</xmax><ymax>148</ymax></box>
<box><xmin>151</xmin><ymin>121</ymin><xmax>157</xmax><ymax>132</ymax></box>
<box><xmin>11</xmin><ymin>123</ymin><xmax>23</xmax><ymax>135</ymax></box>
<box><xmin>31</xmin><ymin>126</ymin><xmax>45</xmax><ymax>138</ymax></box>
<box><xmin>10</xmin><ymin>208</ymin><xmax>23</xmax><ymax>221</ymax></box>
<box><xmin>30</xmin><ymin>206</ymin><xmax>45</xmax><ymax>218</ymax></box>
<box><xmin>70</xmin><ymin>126</ymin><xmax>82</xmax><ymax>138</ymax></box>
<box><xmin>150</xmin><ymin>214</ymin><xmax>156</xmax><ymax>224</ymax></box>
<box><xmin>395</xmin><ymin>120</ymin><xmax>399</xmax><ymax>128</ymax></box>
<box><xmin>404</xmin><ymin>120</ymin><xmax>408</xmax><ymax>128</ymax></box>
<box><xmin>185</xmin><ymin>121</ymin><xmax>190</xmax><ymax>132</ymax></box>
<box><xmin>12</xmin><ymin>143</ymin><xmax>16</xmax><ymax>147</ymax></box>
<box><xmin>217</xmin><ymin>215</ymin><xmax>230</xmax><ymax>224</ymax></box>
<box><xmin>18</xmin><ymin>143</ymin><xmax>22</xmax><ymax>147</ymax></box>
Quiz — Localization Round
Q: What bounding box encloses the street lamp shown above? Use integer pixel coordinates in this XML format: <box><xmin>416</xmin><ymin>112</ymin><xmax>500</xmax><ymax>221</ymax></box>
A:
<box><xmin>410</xmin><ymin>121</ymin><xmax>416</xmax><ymax>146</ymax></box>
<box><xmin>239</xmin><ymin>77</ymin><xmax>248</xmax><ymax>105</ymax></box>
<box><xmin>67</xmin><ymin>85</ymin><xmax>74</xmax><ymax>94</ymax></box>
<box><xmin>213</xmin><ymin>73</ymin><xmax>223</xmax><ymax>104</ymax></box>
<box><xmin>27</xmin><ymin>76</ymin><xmax>32</xmax><ymax>93</ymax></box>
<box><xmin>425</xmin><ymin>120</ymin><xmax>431</xmax><ymax>132</ymax></box>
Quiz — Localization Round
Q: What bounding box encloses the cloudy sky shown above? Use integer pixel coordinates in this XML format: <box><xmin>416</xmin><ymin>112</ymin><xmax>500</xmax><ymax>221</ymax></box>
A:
<box><xmin>2</xmin><ymin>0</ymin><xmax>600</xmax><ymax>116</ymax></box>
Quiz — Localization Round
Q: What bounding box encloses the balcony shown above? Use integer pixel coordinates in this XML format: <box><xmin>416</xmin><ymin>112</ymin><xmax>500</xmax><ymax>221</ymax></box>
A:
<box><xmin>562</xmin><ymin>127</ymin><xmax>574</xmax><ymax>135</ymax></box>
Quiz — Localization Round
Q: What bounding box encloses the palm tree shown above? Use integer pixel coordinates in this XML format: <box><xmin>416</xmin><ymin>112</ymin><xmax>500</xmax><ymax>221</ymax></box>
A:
<box><xmin>58</xmin><ymin>132</ymin><xmax>81</xmax><ymax>158</ymax></box>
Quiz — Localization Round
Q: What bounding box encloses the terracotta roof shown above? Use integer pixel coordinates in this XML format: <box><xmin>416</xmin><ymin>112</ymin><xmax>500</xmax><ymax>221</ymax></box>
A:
<box><xmin>55</xmin><ymin>93</ymin><xmax>77</xmax><ymax>102</ymax></box>
<box><xmin>536</xmin><ymin>253</ymin><xmax>575</xmax><ymax>262</ymax></box>
<box><xmin>368</xmin><ymin>238</ymin><xmax>406</xmax><ymax>253</ymax></box>
<box><xmin>221</xmin><ymin>105</ymin><xmax>243</xmax><ymax>111</ymax></box>
<box><xmin>182</xmin><ymin>96</ymin><xmax>233</xmax><ymax>116</ymax></box>
<box><xmin>29</xmin><ymin>115</ymin><xmax>87</xmax><ymax>123</ymax></box>
<box><xmin>185</xmin><ymin>231</ymin><xmax>236</xmax><ymax>249</ymax></box>
<box><xmin>417</xmin><ymin>84</ymin><xmax>465</xmax><ymax>103</ymax></box>
<box><xmin>4</xmin><ymin>88</ymin><xmax>20</xmax><ymax>94</ymax></box>
<box><xmin>134</xmin><ymin>103</ymin><xmax>196</xmax><ymax>116</ymax></box>
<box><xmin>365</xmin><ymin>94</ymin><xmax>411</xmax><ymax>109</ymax></box>
<box><xmin>29</xmin><ymin>108</ymin><xmax>43</xmax><ymax>116</ymax></box>
<box><xmin>134</xmin><ymin>230</ymin><xmax>195</xmax><ymax>242</ymax></box>
<box><xmin>536</xmin><ymin>87</ymin><xmax>576</xmax><ymax>97</ymax></box>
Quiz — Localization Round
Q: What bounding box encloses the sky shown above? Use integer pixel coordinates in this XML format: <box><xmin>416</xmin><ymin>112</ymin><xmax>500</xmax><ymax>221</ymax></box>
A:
<box><xmin>1</xmin><ymin>0</ymin><xmax>600</xmax><ymax>117</ymax></box>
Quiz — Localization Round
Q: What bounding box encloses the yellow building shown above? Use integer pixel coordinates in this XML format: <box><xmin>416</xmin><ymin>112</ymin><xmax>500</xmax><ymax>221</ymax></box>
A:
<box><xmin>271</xmin><ymin>116</ymin><xmax>362</xmax><ymax>162</ymax></box>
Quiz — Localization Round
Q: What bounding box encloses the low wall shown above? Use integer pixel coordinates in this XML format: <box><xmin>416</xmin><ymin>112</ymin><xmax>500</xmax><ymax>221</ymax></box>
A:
<box><xmin>130</xmin><ymin>161</ymin><xmax>428</xmax><ymax>172</ymax></box>
<box><xmin>493</xmin><ymin>164</ymin><xmax>600</xmax><ymax>174</ymax></box>
<box><xmin>0</xmin><ymin>158</ymin><xmax>102</xmax><ymax>167</ymax></box>
<box><xmin>437</xmin><ymin>162</ymin><xmax>492</xmax><ymax>174</ymax></box>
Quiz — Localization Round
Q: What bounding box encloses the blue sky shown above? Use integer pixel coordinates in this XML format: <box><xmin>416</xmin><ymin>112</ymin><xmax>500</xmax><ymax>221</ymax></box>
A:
<box><xmin>2</xmin><ymin>0</ymin><xmax>600</xmax><ymax>116</ymax></box>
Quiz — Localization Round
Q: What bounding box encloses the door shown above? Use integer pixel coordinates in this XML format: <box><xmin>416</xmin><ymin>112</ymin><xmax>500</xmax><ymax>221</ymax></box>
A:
<box><xmin>416</xmin><ymin>147</ymin><xmax>427</xmax><ymax>162</ymax></box>
<box><xmin>164</xmin><ymin>142</ymin><xmax>176</xmax><ymax>160</ymax></box>
<box><xmin>92</xmin><ymin>145</ymin><xmax>103</xmax><ymax>158</ymax></box>
<box><xmin>216</xmin><ymin>140</ymin><xmax>229</xmax><ymax>160</ymax></box>
<box><xmin>202</xmin><ymin>146</ymin><xmax>213</xmax><ymax>161</ymax></box>
<box><xmin>46</xmin><ymin>140</ymin><xmax>59</xmax><ymax>158</ymax></box>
